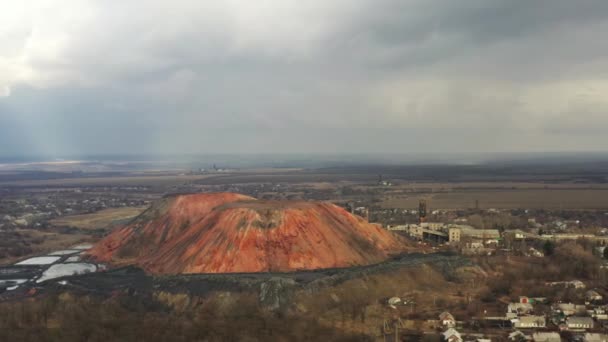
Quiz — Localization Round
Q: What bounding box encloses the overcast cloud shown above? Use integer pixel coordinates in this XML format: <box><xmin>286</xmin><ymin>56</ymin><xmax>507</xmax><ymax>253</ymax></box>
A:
<box><xmin>1</xmin><ymin>0</ymin><xmax>608</xmax><ymax>157</ymax></box>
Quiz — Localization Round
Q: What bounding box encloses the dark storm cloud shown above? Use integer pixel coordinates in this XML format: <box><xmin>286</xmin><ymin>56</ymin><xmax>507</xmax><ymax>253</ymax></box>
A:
<box><xmin>1</xmin><ymin>0</ymin><xmax>607</xmax><ymax>157</ymax></box>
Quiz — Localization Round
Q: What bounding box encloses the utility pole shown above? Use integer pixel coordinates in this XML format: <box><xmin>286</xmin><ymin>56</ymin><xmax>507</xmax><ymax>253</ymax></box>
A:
<box><xmin>394</xmin><ymin>320</ymin><xmax>398</xmax><ymax>342</ymax></box>
<box><xmin>383</xmin><ymin>318</ymin><xmax>403</xmax><ymax>342</ymax></box>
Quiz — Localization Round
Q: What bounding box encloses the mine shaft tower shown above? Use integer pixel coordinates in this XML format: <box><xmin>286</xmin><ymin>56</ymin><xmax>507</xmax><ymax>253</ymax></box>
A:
<box><xmin>418</xmin><ymin>199</ymin><xmax>427</xmax><ymax>224</ymax></box>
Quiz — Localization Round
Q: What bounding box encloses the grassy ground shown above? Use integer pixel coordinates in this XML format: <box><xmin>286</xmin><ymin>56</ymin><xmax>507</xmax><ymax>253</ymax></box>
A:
<box><xmin>50</xmin><ymin>206</ymin><xmax>147</xmax><ymax>230</ymax></box>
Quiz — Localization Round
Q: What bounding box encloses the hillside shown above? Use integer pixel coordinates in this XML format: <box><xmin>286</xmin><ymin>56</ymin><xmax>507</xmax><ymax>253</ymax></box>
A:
<box><xmin>88</xmin><ymin>193</ymin><xmax>408</xmax><ymax>274</ymax></box>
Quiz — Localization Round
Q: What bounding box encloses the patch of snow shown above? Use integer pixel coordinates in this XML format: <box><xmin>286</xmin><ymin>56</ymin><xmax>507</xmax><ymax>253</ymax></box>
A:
<box><xmin>48</xmin><ymin>249</ymin><xmax>80</xmax><ymax>256</ymax></box>
<box><xmin>36</xmin><ymin>263</ymin><xmax>97</xmax><ymax>283</ymax></box>
<box><xmin>70</xmin><ymin>243</ymin><xmax>93</xmax><ymax>250</ymax></box>
<box><xmin>58</xmin><ymin>280</ymin><xmax>68</xmax><ymax>285</ymax></box>
<box><xmin>65</xmin><ymin>255</ymin><xmax>81</xmax><ymax>262</ymax></box>
<box><xmin>6</xmin><ymin>285</ymin><xmax>19</xmax><ymax>291</ymax></box>
<box><xmin>0</xmin><ymin>279</ymin><xmax>27</xmax><ymax>286</ymax></box>
<box><xmin>15</xmin><ymin>256</ymin><xmax>61</xmax><ymax>265</ymax></box>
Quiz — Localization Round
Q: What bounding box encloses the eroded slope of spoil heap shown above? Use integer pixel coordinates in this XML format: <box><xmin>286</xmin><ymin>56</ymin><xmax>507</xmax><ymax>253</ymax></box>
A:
<box><xmin>89</xmin><ymin>193</ymin><xmax>408</xmax><ymax>274</ymax></box>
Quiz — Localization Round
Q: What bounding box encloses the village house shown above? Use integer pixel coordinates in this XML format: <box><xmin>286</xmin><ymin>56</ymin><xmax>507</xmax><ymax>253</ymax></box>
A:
<box><xmin>585</xmin><ymin>333</ymin><xmax>608</xmax><ymax>342</ymax></box>
<box><xmin>527</xmin><ymin>247</ymin><xmax>544</xmax><ymax>257</ymax></box>
<box><xmin>507</xmin><ymin>302</ymin><xmax>534</xmax><ymax>318</ymax></box>
<box><xmin>462</xmin><ymin>242</ymin><xmax>489</xmax><ymax>255</ymax></box>
<box><xmin>512</xmin><ymin>315</ymin><xmax>546</xmax><ymax>329</ymax></box>
<box><xmin>554</xmin><ymin>303</ymin><xmax>587</xmax><ymax>316</ymax></box>
<box><xmin>566</xmin><ymin>316</ymin><xmax>594</xmax><ymax>331</ymax></box>
<box><xmin>387</xmin><ymin>297</ymin><xmax>401</xmax><ymax>308</ymax></box>
<box><xmin>571</xmin><ymin>280</ymin><xmax>586</xmax><ymax>289</ymax></box>
<box><xmin>508</xmin><ymin>330</ymin><xmax>527</xmax><ymax>341</ymax></box>
<box><xmin>547</xmin><ymin>280</ymin><xmax>586</xmax><ymax>289</ymax></box>
<box><xmin>586</xmin><ymin>290</ymin><xmax>603</xmax><ymax>303</ymax></box>
<box><xmin>532</xmin><ymin>332</ymin><xmax>561</xmax><ymax>342</ymax></box>
<box><xmin>519</xmin><ymin>296</ymin><xmax>547</xmax><ymax>304</ymax></box>
<box><xmin>590</xmin><ymin>307</ymin><xmax>608</xmax><ymax>321</ymax></box>
<box><xmin>443</xmin><ymin>328</ymin><xmax>463</xmax><ymax>342</ymax></box>
<box><xmin>439</xmin><ymin>311</ymin><xmax>456</xmax><ymax>328</ymax></box>
<box><xmin>511</xmin><ymin>229</ymin><xmax>528</xmax><ymax>239</ymax></box>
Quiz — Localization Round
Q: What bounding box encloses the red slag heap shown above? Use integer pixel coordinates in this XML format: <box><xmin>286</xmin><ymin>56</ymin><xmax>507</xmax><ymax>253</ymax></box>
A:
<box><xmin>88</xmin><ymin>193</ymin><xmax>407</xmax><ymax>274</ymax></box>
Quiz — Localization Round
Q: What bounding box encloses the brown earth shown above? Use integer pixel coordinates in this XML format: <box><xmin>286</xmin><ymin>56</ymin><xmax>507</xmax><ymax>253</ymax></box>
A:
<box><xmin>88</xmin><ymin>193</ymin><xmax>409</xmax><ymax>274</ymax></box>
<box><xmin>50</xmin><ymin>206</ymin><xmax>147</xmax><ymax>230</ymax></box>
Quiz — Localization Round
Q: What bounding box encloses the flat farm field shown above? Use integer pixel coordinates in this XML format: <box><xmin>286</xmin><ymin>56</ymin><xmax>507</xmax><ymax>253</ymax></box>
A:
<box><xmin>381</xmin><ymin>188</ymin><xmax>608</xmax><ymax>210</ymax></box>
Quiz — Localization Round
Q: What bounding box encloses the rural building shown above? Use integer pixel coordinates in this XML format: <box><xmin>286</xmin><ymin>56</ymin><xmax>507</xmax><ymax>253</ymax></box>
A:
<box><xmin>571</xmin><ymin>280</ymin><xmax>587</xmax><ymax>289</ymax></box>
<box><xmin>586</xmin><ymin>290</ymin><xmax>603</xmax><ymax>303</ymax></box>
<box><xmin>585</xmin><ymin>333</ymin><xmax>608</xmax><ymax>342</ymax></box>
<box><xmin>408</xmin><ymin>224</ymin><xmax>423</xmax><ymax>239</ymax></box>
<box><xmin>422</xmin><ymin>222</ymin><xmax>444</xmax><ymax>230</ymax></box>
<box><xmin>442</xmin><ymin>328</ymin><xmax>462</xmax><ymax>342</ymax></box>
<box><xmin>508</xmin><ymin>330</ymin><xmax>527</xmax><ymax>341</ymax></box>
<box><xmin>547</xmin><ymin>280</ymin><xmax>586</xmax><ymax>289</ymax></box>
<box><xmin>387</xmin><ymin>297</ymin><xmax>401</xmax><ymax>307</ymax></box>
<box><xmin>461</xmin><ymin>242</ymin><xmax>489</xmax><ymax>255</ymax></box>
<box><xmin>519</xmin><ymin>296</ymin><xmax>547</xmax><ymax>304</ymax></box>
<box><xmin>449</xmin><ymin>228</ymin><xmax>461</xmax><ymax>242</ymax></box>
<box><xmin>555</xmin><ymin>303</ymin><xmax>586</xmax><ymax>316</ymax></box>
<box><xmin>439</xmin><ymin>311</ymin><xmax>456</xmax><ymax>327</ymax></box>
<box><xmin>408</xmin><ymin>222</ymin><xmax>500</xmax><ymax>245</ymax></box>
<box><xmin>532</xmin><ymin>332</ymin><xmax>561</xmax><ymax>342</ymax></box>
<box><xmin>408</xmin><ymin>224</ymin><xmax>450</xmax><ymax>243</ymax></box>
<box><xmin>507</xmin><ymin>302</ymin><xmax>534</xmax><ymax>318</ymax></box>
<box><xmin>528</xmin><ymin>247</ymin><xmax>544</xmax><ymax>257</ymax></box>
<box><xmin>513</xmin><ymin>315</ymin><xmax>546</xmax><ymax>329</ymax></box>
<box><xmin>386</xmin><ymin>225</ymin><xmax>408</xmax><ymax>231</ymax></box>
<box><xmin>457</xmin><ymin>227</ymin><xmax>500</xmax><ymax>240</ymax></box>
<box><xmin>566</xmin><ymin>316</ymin><xmax>594</xmax><ymax>330</ymax></box>
<box><xmin>590</xmin><ymin>307</ymin><xmax>608</xmax><ymax>320</ymax></box>
<box><xmin>508</xmin><ymin>229</ymin><xmax>529</xmax><ymax>240</ymax></box>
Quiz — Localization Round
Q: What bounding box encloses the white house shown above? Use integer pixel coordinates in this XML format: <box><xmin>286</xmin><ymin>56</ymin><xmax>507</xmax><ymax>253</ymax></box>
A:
<box><xmin>555</xmin><ymin>303</ymin><xmax>586</xmax><ymax>316</ymax></box>
<box><xmin>513</xmin><ymin>315</ymin><xmax>546</xmax><ymax>329</ymax></box>
<box><xmin>443</xmin><ymin>328</ymin><xmax>463</xmax><ymax>342</ymax></box>
<box><xmin>507</xmin><ymin>302</ymin><xmax>534</xmax><ymax>318</ymax></box>
<box><xmin>532</xmin><ymin>332</ymin><xmax>561</xmax><ymax>342</ymax></box>
<box><xmin>567</xmin><ymin>316</ymin><xmax>594</xmax><ymax>330</ymax></box>
<box><xmin>439</xmin><ymin>311</ymin><xmax>456</xmax><ymax>327</ymax></box>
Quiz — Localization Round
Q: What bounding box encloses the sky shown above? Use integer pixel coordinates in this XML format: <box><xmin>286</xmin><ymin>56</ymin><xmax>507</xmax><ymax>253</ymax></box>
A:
<box><xmin>1</xmin><ymin>0</ymin><xmax>608</xmax><ymax>158</ymax></box>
